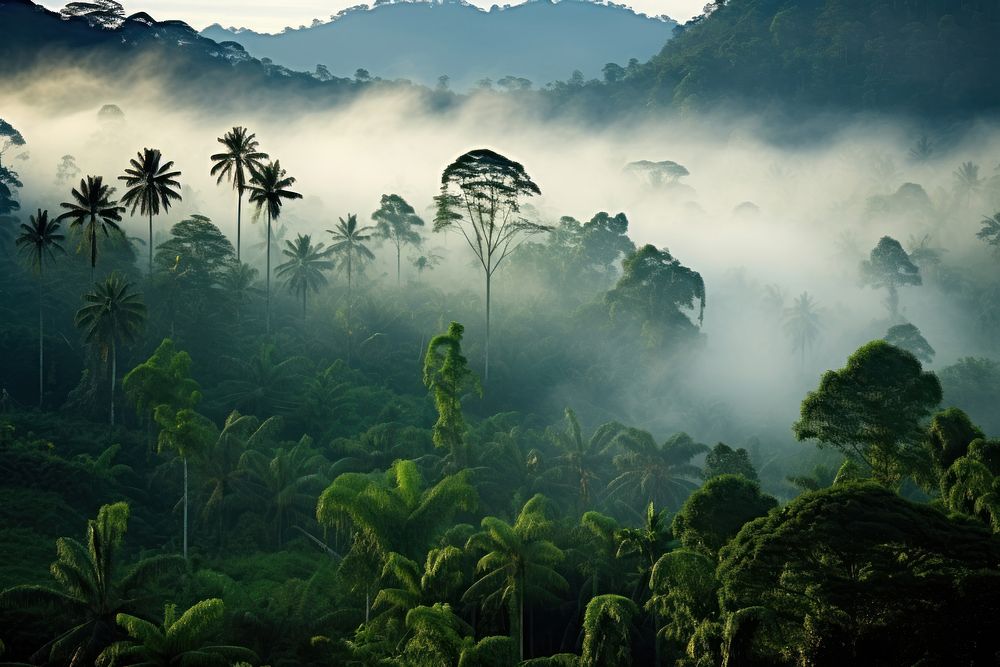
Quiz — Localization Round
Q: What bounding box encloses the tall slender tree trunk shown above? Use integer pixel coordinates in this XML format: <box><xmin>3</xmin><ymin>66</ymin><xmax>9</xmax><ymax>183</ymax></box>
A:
<box><xmin>347</xmin><ymin>255</ymin><xmax>353</xmax><ymax>365</ymax></box>
<box><xmin>516</xmin><ymin>575</ymin><xmax>524</xmax><ymax>661</ymax></box>
<box><xmin>236</xmin><ymin>189</ymin><xmax>243</xmax><ymax>262</ymax></box>
<box><xmin>302</xmin><ymin>290</ymin><xmax>307</xmax><ymax>319</ymax></box>
<box><xmin>37</xmin><ymin>281</ymin><xmax>43</xmax><ymax>408</ymax></box>
<box><xmin>148</xmin><ymin>210</ymin><xmax>153</xmax><ymax>275</ymax></box>
<box><xmin>110</xmin><ymin>339</ymin><xmax>117</xmax><ymax>426</ymax></box>
<box><xmin>396</xmin><ymin>243</ymin><xmax>401</xmax><ymax>287</ymax></box>
<box><xmin>485</xmin><ymin>271</ymin><xmax>492</xmax><ymax>384</ymax></box>
<box><xmin>183</xmin><ymin>455</ymin><xmax>189</xmax><ymax>560</ymax></box>
<box><xmin>266</xmin><ymin>209</ymin><xmax>272</xmax><ymax>335</ymax></box>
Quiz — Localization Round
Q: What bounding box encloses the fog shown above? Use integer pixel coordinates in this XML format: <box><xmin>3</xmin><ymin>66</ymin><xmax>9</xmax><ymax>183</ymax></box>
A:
<box><xmin>5</xmin><ymin>61</ymin><xmax>1000</xmax><ymax>450</ymax></box>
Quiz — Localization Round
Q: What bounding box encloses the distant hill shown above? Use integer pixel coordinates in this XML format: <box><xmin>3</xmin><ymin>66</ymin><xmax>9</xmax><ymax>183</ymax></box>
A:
<box><xmin>200</xmin><ymin>0</ymin><xmax>677</xmax><ymax>89</ymax></box>
<box><xmin>550</xmin><ymin>0</ymin><xmax>1000</xmax><ymax>120</ymax></box>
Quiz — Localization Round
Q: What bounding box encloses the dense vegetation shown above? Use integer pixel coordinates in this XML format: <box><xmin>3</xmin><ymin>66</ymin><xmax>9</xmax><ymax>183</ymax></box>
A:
<box><xmin>3</xmin><ymin>1</ymin><xmax>1000</xmax><ymax>666</ymax></box>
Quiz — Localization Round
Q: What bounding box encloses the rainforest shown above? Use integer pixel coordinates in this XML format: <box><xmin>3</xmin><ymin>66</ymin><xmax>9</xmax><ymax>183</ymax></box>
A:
<box><xmin>2</xmin><ymin>1</ymin><xmax>1000</xmax><ymax>666</ymax></box>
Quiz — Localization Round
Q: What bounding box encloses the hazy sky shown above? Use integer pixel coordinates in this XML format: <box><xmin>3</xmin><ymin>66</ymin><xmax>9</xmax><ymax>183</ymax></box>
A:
<box><xmin>38</xmin><ymin>0</ymin><xmax>704</xmax><ymax>31</ymax></box>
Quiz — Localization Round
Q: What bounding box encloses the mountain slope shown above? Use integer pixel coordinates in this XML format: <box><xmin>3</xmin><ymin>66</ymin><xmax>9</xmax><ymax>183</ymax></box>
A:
<box><xmin>566</xmin><ymin>0</ymin><xmax>1000</xmax><ymax>119</ymax></box>
<box><xmin>201</xmin><ymin>0</ymin><xmax>676</xmax><ymax>89</ymax></box>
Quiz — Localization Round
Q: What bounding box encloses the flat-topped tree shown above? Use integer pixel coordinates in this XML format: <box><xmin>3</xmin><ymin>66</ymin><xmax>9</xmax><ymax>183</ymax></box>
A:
<box><xmin>119</xmin><ymin>148</ymin><xmax>182</xmax><ymax>275</ymax></box>
<box><xmin>210</xmin><ymin>126</ymin><xmax>269</xmax><ymax>262</ymax></box>
<box><xmin>860</xmin><ymin>236</ymin><xmax>920</xmax><ymax>322</ymax></box>
<box><xmin>434</xmin><ymin>148</ymin><xmax>546</xmax><ymax>383</ymax></box>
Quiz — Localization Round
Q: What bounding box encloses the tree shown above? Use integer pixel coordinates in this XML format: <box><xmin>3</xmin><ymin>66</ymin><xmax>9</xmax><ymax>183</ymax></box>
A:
<box><xmin>0</xmin><ymin>118</ymin><xmax>25</xmax><ymax>169</ymax></box>
<box><xmin>860</xmin><ymin>236</ymin><xmax>921</xmax><ymax>322</ymax></box>
<box><xmin>793</xmin><ymin>340</ymin><xmax>942</xmax><ymax>486</ymax></box>
<box><xmin>908</xmin><ymin>135</ymin><xmax>933</xmax><ymax>162</ymax></box>
<box><xmin>123</xmin><ymin>338</ymin><xmax>200</xmax><ymax>455</ymax></box>
<box><xmin>57</xmin><ymin>175</ymin><xmax>125</xmax><ymax>279</ymax></box>
<box><xmin>547</xmin><ymin>408</ymin><xmax>624</xmax><ymax>514</ymax></box>
<box><xmin>606</xmin><ymin>244</ymin><xmax>705</xmax><ymax>348</ymax></box>
<box><xmin>216</xmin><ymin>343</ymin><xmax>309</xmax><ymax>416</ymax></box>
<box><xmin>56</xmin><ymin>154</ymin><xmax>81</xmax><ymax>184</ymax></box>
<box><xmin>884</xmin><ymin>322</ymin><xmax>935</xmax><ymax>363</ymax></box>
<box><xmin>717</xmin><ymin>484</ymin><xmax>1000</xmax><ymax>666</ymax></box>
<box><xmin>16</xmin><ymin>209</ymin><xmax>65</xmax><ymax>407</ymax></box>
<box><xmin>954</xmin><ymin>161</ymin><xmax>983</xmax><ymax>204</ymax></box>
<box><xmin>939</xmin><ymin>357</ymin><xmax>1000</xmax><ymax>435</ymax></box>
<box><xmin>276</xmin><ymin>233</ymin><xmax>333</xmax><ymax>317</ymax></box>
<box><xmin>782</xmin><ymin>291</ymin><xmax>821</xmax><ymax>369</ymax></box>
<box><xmin>373</xmin><ymin>547</ymin><xmax>465</xmax><ymax>621</ymax></box>
<box><xmin>153</xmin><ymin>215</ymin><xmax>236</xmax><ymax>286</ymax></box>
<box><xmin>328</xmin><ymin>212</ymin><xmax>375</xmax><ymax>357</ymax></box>
<box><xmin>702</xmin><ymin>443</ymin><xmax>757</xmax><ymax>482</ymax></box>
<box><xmin>424</xmin><ymin>322</ymin><xmax>480</xmax><ymax>469</ymax></box>
<box><xmin>463</xmin><ymin>495</ymin><xmax>568</xmax><ymax>661</ymax></box>
<box><xmin>434</xmin><ymin>148</ymin><xmax>546</xmax><ymax>382</ymax></box>
<box><xmin>156</xmin><ymin>406</ymin><xmax>216</xmax><ymax>560</ymax></box>
<box><xmin>246</xmin><ymin>160</ymin><xmax>302</xmax><ymax>333</ymax></box>
<box><xmin>976</xmin><ymin>212</ymin><xmax>1000</xmax><ymax>254</ymax></box>
<box><xmin>373</xmin><ymin>193</ymin><xmax>424</xmax><ymax>286</ymax></box>
<box><xmin>118</xmin><ymin>148</ymin><xmax>182</xmax><ymax>274</ymax></box>
<box><xmin>606</xmin><ymin>429</ymin><xmax>708</xmax><ymax>513</ymax></box>
<box><xmin>671</xmin><ymin>475</ymin><xmax>776</xmax><ymax>558</ymax></box>
<box><xmin>210</xmin><ymin>126</ymin><xmax>268</xmax><ymax>261</ymax></box>
<box><xmin>580</xmin><ymin>595</ymin><xmax>639</xmax><ymax>667</ymax></box>
<box><xmin>96</xmin><ymin>599</ymin><xmax>256</xmax><ymax>667</ymax></box>
<box><xmin>0</xmin><ymin>503</ymin><xmax>185</xmax><ymax>665</ymax></box>
<box><xmin>400</xmin><ymin>603</ymin><xmax>471</xmax><ymax>666</ymax></box>
<box><xmin>75</xmin><ymin>272</ymin><xmax>147</xmax><ymax>425</ymax></box>
<box><xmin>647</xmin><ymin>550</ymin><xmax>719</xmax><ymax>655</ymax></box>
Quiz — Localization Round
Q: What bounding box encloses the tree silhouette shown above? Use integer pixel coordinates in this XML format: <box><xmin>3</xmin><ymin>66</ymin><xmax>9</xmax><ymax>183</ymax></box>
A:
<box><xmin>954</xmin><ymin>161</ymin><xmax>983</xmax><ymax>204</ymax></box>
<box><xmin>606</xmin><ymin>429</ymin><xmax>708</xmax><ymax>513</ymax></box>
<box><xmin>372</xmin><ymin>193</ymin><xmax>424</xmax><ymax>286</ymax></box>
<box><xmin>860</xmin><ymin>236</ymin><xmax>920</xmax><ymax>322</ymax></box>
<box><xmin>434</xmin><ymin>148</ymin><xmax>546</xmax><ymax>383</ymax></box>
<box><xmin>16</xmin><ymin>209</ymin><xmax>65</xmax><ymax>407</ymax></box>
<box><xmin>782</xmin><ymin>291</ymin><xmax>821</xmax><ymax>369</ymax></box>
<box><xmin>210</xmin><ymin>126</ymin><xmax>268</xmax><ymax>262</ymax></box>
<box><xmin>328</xmin><ymin>213</ymin><xmax>375</xmax><ymax>358</ymax></box>
<box><xmin>547</xmin><ymin>408</ymin><xmax>624</xmax><ymax>515</ymax></box>
<box><xmin>57</xmin><ymin>175</ymin><xmax>125</xmax><ymax>279</ymax></box>
<box><xmin>118</xmin><ymin>147</ymin><xmax>182</xmax><ymax>274</ymax></box>
<box><xmin>276</xmin><ymin>233</ymin><xmax>333</xmax><ymax>317</ymax></box>
<box><xmin>75</xmin><ymin>272</ymin><xmax>147</xmax><ymax>425</ymax></box>
<box><xmin>0</xmin><ymin>503</ymin><xmax>184</xmax><ymax>665</ymax></box>
<box><xmin>246</xmin><ymin>160</ymin><xmax>301</xmax><ymax>334</ymax></box>
<box><xmin>96</xmin><ymin>598</ymin><xmax>256</xmax><ymax>667</ymax></box>
<box><xmin>884</xmin><ymin>322</ymin><xmax>935</xmax><ymax>363</ymax></box>
<box><xmin>976</xmin><ymin>212</ymin><xmax>1000</xmax><ymax>254</ymax></box>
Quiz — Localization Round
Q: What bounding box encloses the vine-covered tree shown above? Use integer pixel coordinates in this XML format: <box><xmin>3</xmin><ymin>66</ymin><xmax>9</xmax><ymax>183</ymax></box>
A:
<box><xmin>434</xmin><ymin>148</ymin><xmax>546</xmax><ymax>382</ymax></box>
<box><xmin>423</xmin><ymin>321</ymin><xmax>480</xmax><ymax>468</ymax></box>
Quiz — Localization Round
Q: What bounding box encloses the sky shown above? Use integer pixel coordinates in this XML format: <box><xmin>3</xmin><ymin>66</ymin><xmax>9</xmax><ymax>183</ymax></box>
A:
<box><xmin>38</xmin><ymin>0</ymin><xmax>705</xmax><ymax>32</ymax></box>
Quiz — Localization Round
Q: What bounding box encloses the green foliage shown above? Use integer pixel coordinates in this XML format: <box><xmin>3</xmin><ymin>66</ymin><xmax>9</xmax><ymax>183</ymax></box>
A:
<box><xmin>884</xmin><ymin>322</ymin><xmax>935</xmax><ymax>364</ymax></box>
<box><xmin>648</xmin><ymin>550</ymin><xmax>718</xmax><ymax>649</ymax></box>
<box><xmin>424</xmin><ymin>322</ymin><xmax>481</xmax><ymax>468</ymax></box>
<box><xmin>372</xmin><ymin>193</ymin><xmax>424</xmax><ymax>285</ymax></box>
<box><xmin>939</xmin><ymin>357</ymin><xmax>1000</xmax><ymax>435</ymax></box>
<box><xmin>0</xmin><ymin>503</ymin><xmax>185</xmax><ymax>665</ymax></box>
<box><xmin>717</xmin><ymin>483</ymin><xmax>1000</xmax><ymax>665</ymax></box>
<box><xmin>275</xmin><ymin>233</ymin><xmax>333</xmax><ymax>315</ymax></box>
<box><xmin>118</xmin><ymin>147</ymin><xmax>182</xmax><ymax>273</ymax></box>
<box><xmin>606</xmin><ymin>244</ymin><xmax>705</xmax><ymax>347</ymax></box>
<box><xmin>580</xmin><ymin>594</ymin><xmax>638</xmax><ymax>667</ymax></box>
<box><xmin>97</xmin><ymin>598</ymin><xmax>256</xmax><ymax>666</ymax></box>
<box><xmin>702</xmin><ymin>443</ymin><xmax>757</xmax><ymax>482</ymax></box>
<box><xmin>671</xmin><ymin>475</ymin><xmax>777</xmax><ymax>558</ymax></box>
<box><xmin>860</xmin><ymin>236</ymin><xmax>921</xmax><ymax>321</ymax></box>
<box><xmin>57</xmin><ymin>175</ymin><xmax>125</xmax><ymax>272</ymax></box>
<box><xmin>793</xmin><ymin>340</ymin><xmax>942</xmax><ymax>485</ymax></box>
<box><xmin>607</xmin><ymin>429</ymin><xmax>707</xmax><ymax>513</ymax></box>
<box><xmin>123</xmin><ymin>338</ymin><xmax>201</xmax><ymax>422</ymax></box>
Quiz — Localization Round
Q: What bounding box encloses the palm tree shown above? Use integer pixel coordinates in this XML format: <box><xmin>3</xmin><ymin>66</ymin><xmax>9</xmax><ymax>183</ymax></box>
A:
<box><xmin>782</xmin><ymin>291</ymin><xmax>822</xmax><ymax>370</ymax></box>
<box><xmin>75</xmin><ymin>272</ymin><xmax>147</xmax><ymax>426</ymax></box>
<box><xmin>581</xmin><ymin>595</ymin><xmax>639</xmax><ymax>667</ymax></box>
<box><xmin>96</xmin><ymin>599</ymin><xmax>256</xmax><ymax>667</ymax></box>
<box><xmin>239</xmin><ymin>438</ymin><xmax>329</xmax><ymax>547</ymax></box>
<box><xmin>977</xmin><ymin>213</ymin><xmax>1000</xmax><ymax>254</ymax></box>
<box><xmin>215</xmin><ymin>343</ymin><xmax>309</xmax><ymax>416</ymax></box>
<box><xmin>275</xmin><ymin>233</ymin><xmax>334</xmax><ymax>317</ymax></box>
<box><xmin>0</xmin><ymin>503</ymin><xmax>185</xmax><ymax>666</ymax></box>
<box><xmin>463</xmin><ymin>494</ymin><xmax>568</xmax><ymax>661</ymax></box>
<box><xmin>57</xmin><ymin>175</ymin><xmax>124</xmax><ymax>279</ymax></box>
<box><xmin>615</xmin><ymin>501</ymin><xmax>671</xmax><ymax>664</ymax></box>
<box><xmin>547</xmin><ymin>408</ymin><xmax>624</xmax><ymax>515</ymax></box>
<box><xmin>605</xmin><ymin>429</ymin><xmax>707</xmax><ymax>515</ymax></box>
<box><xmin>118</xmin><ymin>148</ymin><xmax>182</xmax><ymax>274</ymax></box>
<box><xmin>954</xmin><ymin>161</ymin><xmax>983</xmax><ymax>205</ymax></box>
<box><xmin>373</xmin><ymin>547</ymin><xmax>465</xmax><ymax>621</ymax></box>
<box><xmin>221</xmin><ymin>261</ymin><xmax>260</xmax><ymax>329</ymax></box>
<box><xmin>246</xmin><ymin>160</ymin><xmax>302</xmax><ymax>333</ymax></box>
<box><xmin>372</xmin><ymin>193</ymin><xmax>424</xmax><ymax>286</ymax></box>
<box><xmin>16</xmin><ymin>209</ymin><xmax>65</xmax><ymax>407</ymax></box>
<box><xmin>328</xmin><ymin>213</ymin><xmax>375</xmax><ymax>358</ymax></box>
<box><xmin>210</xmin><ymin>126</ymin><xmax>269</xmax><ymax>262</ymax></box>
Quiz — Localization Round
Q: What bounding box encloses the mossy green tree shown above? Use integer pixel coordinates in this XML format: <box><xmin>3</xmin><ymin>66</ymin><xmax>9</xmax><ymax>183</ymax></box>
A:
<box><xmin>424</xmin><ymin>321</ymin><xmax>481</xmax><ymax>469</ymax></box>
